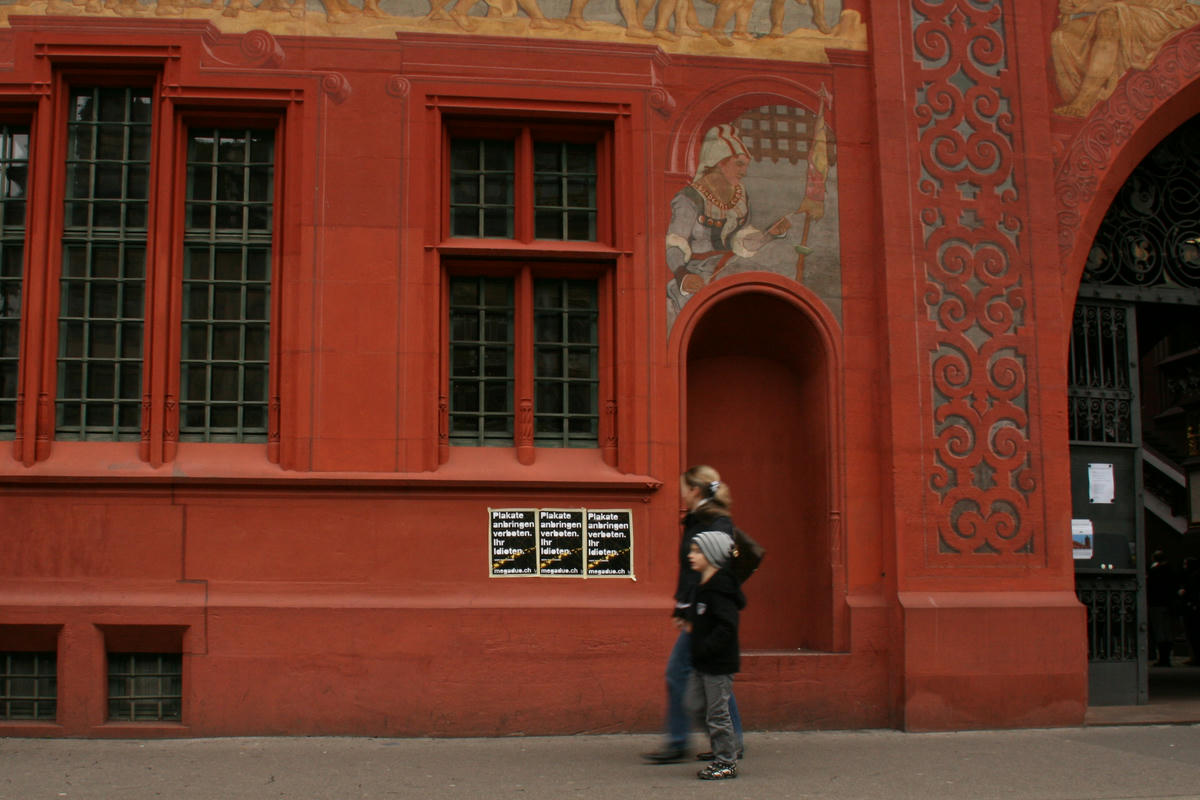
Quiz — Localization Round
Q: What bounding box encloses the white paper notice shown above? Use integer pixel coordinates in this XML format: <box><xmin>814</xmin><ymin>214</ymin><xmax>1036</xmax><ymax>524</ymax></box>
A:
<box><xmin>1071</xmin><ymin>519</ymin><xmax>1094</xmax><ymax>560</ymax></box>
<box><xmin>1088</xmin><ymin>463</ymin><xmax>1115</xmax><ymax>504</ymax></box>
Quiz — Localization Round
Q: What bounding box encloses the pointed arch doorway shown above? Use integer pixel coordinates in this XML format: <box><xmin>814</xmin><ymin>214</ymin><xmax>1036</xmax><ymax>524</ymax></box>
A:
<box><xmin>683</xmin><ymin>288</ymin><xmax>836</xmax><ymax>651</ymax></box>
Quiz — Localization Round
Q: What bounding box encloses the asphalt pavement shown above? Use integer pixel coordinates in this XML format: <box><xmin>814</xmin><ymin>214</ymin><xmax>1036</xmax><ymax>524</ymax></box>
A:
<box><xmin>3</xmin><ymin>725</ymin><xmax>1200</xmax><ymax>800</ymax></box>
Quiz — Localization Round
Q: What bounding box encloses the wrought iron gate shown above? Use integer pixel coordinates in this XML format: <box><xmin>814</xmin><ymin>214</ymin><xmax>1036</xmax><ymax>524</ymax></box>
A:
<box><xmin>1068</xmin><ymin>299</ymin><xmax>1146</xmax><ymax>705</ymax></box>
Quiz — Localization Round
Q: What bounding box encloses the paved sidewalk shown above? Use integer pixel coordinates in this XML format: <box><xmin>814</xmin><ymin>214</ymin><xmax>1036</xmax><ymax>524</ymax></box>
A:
<box><xmin>3</xmin><ymin>726</ymin><xmax>1200</xmax><ymax>800</ymax></box>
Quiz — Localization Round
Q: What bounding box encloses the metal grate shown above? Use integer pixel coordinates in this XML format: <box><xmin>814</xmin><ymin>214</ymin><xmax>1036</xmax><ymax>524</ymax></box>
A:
<box><xmin>107</xmin><ymin>652</ymin><xmax>182</xmax><ymax>722</ymax></box>
<box><xmin>0</xmin><ymin>124</ymin><xmax>29</xmax><ymax>436</ymax></box>
<box><xmin>450</xmin><ymin>139</ymin><xmax>514</xmax><ymax>238</ymax></box>
<box><xmin>533</xmin><ymin>279</ymin><xmax>598</xmax><ymax>446</ymax></box>
<box><xmin>449</xmin><ymin>276</ymin><xmax>513</xmax><ymax>445</ymax></box>
<box><xmin>56</xmin><ymin>87</ymin><xmax>152</xmax><ymax>440</ymax></box>
<box><xmin>1068</xmin><ymin>302</ymin><xmax>1135</xmax><ymax>443</ymax></box>
<box><xmin>1084</xmin><ymin>115</ymin><xmax>1200</xmax><ymax>290</ymax></box>
<box><xmin>0</xmin><ymin>651</ymin><xmax>56</xmax><ymax>721</ymax></box>
<box><xmin>180</xmin><ymin>127</ymin><xmax>274</xmax><ymax>442</ymax></box>
<box><xmin>1077</xmin><ymin>575</ymin><xmax>1139</xmax><ymax>662</ymax></box>
<box><xmin>533</xmin><ymin>142</ymin><xmax>596</xmax><ymax>241</ymax></box>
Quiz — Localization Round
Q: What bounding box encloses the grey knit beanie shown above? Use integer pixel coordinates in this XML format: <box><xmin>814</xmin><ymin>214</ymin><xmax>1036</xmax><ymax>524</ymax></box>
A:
<box><xmin>692</xmin><ymin>530</ymin><xmax>734</xmax><ymax>569</ymax></box>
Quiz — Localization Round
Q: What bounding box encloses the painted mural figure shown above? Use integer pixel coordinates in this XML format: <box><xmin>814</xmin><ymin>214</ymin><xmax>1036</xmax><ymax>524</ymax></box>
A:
<box><xmin>571</xmin><ymin>0</ymin><xmax>658</xmax><ymax>36</ymax></box>
<box><xmin>636</xmin><ymin>0</ymin><xmax>701</xmax><ymax>40</ymax></box>
<box><xmin>1052</xmin><ymin>0</ymin><xmax>1200</xmax><ymax>117</ymax></box>
<box><xmin>704</xmin><ymin>0</ymin><xmax>756</xmax><ymax>44</ymax></box>
<box><xmin>426</xmin><ymin>0</ymin><xmax>560</xmax><ymax>29</ymax></box>
<box><xmin>768</xmin><ymin>0</ymin><xmax>829</xmax><ymax>35</ymax></box>
<box><xmin>665</xmin><ymin>124</ymin><xmax>790</xmax><ymax>318</ymax></box>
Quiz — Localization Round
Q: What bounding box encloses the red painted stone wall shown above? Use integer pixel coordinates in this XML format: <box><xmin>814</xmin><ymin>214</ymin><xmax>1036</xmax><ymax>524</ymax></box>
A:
<box><xmin>0</xmin><ymin>4</ymin><xmax>1107</xmax><ymax>736</ymax></box>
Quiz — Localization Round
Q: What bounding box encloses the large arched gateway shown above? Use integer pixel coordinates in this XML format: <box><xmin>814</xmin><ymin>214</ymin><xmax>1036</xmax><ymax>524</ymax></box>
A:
<box><xmin>1064</xmin><ymin>113</ymin><xmax>1200</xmax><ymax>707</ymax></box>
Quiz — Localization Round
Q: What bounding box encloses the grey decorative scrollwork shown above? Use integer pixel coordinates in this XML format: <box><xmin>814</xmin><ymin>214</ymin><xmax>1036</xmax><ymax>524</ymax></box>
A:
<box><xmin>909</xmin><ymin>0</ymin><xmax>1039</xmax><ymax>560</ymax></box>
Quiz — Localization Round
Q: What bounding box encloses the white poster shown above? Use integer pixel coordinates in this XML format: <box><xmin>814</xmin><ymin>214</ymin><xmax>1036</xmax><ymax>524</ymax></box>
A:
<box><xmin>1088</xmin><ymin>463</ymin><xmax>1115</xmax><ymax>504</ymax></box>
<box><xmin>1071</xmin><ymin>519</ymin><xmax>1094</xmax><ymax>560</ymax></box>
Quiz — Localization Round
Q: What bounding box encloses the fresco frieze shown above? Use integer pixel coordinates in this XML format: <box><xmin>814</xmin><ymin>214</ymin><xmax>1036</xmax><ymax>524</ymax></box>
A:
<box><xmin>665</xmin><ymin>93</ymin><xmax>840</xmax><ymax>329</ymax></box>
<box><xmin>0</xmin><ymin>0</ymin><xmax>866</xmax><ymax>61</ymax></box>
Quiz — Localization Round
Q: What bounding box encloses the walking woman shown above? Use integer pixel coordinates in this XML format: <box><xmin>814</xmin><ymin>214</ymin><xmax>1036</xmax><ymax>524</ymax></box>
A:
<box><xmin>643</xmin><ymin>464</ymin><xmax>744</xmax><ymax>763</ymax></box>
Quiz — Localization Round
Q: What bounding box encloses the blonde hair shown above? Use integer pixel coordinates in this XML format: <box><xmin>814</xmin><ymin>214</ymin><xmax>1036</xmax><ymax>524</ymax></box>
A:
<box><xmin>683</xmin><ymin>464</ymin><xmax>732</xmax><ymax>516</ymax></box>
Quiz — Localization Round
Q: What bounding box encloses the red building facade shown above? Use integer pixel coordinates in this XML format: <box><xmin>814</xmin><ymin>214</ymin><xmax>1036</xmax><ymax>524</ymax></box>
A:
<box><xmin>0</xmin><ymin>0</ymin><xmax>1194</xmax><ymax>736</ymax></box>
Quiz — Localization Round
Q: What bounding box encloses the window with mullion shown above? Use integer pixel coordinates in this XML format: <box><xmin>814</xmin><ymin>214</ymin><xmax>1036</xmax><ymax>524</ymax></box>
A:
<box><xmin>447</xmin><ymin>273</ymin><xmax>599</xmax><ymax>449</ymax></box>
<box><xmin>449</xmin><ymin>131</ymin><xmax>598</xmax><ymax>242</ymax></box>
<box><xmin>448</xmin><ymin>276</ymin><xmax>514</xmax><ymax>445</ymax></box>
<box><xmin>0</xmin><ymin>123</ymin><xmax>29</xmax><ymax>436</ymax></box>
<box><xmin>533</xmin><ymin>278</ymin><xmax>598</xmax><ymax>446</ymax></box>
<box><xmin>56</xmin><ymin>87</ymin><xmax>152</xmax><ymax>440</ymax></box>
<box><xmin>180</xmin><ymin>127</ymin><xmax>274</xmax><ymax>442</ymax></box>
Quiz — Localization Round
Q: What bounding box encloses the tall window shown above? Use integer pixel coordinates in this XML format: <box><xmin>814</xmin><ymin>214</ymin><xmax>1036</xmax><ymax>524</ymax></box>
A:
<box><xmin>56</xmin><ymin>87</ymin><xmax>151</xmax><ymax>440</ymax></box>
<box><xmin>0</xmin><ymin>124</ymin><xmax>28</xmax><ymax>436</ymax></box>
<box><xmin>443</xmin><ymin>122</ymin><xmax>609</xmax><ymax>456</ymax></box>
<box><xmin>0</xmin><ymin>72</ymin><xmax>287</xmax><ymax>463</ymax></box>
<box><xmin>9</xmin><ymin>83</ymin><xmax>282</xmax><ymax>452</ymax></box>
<box><xmin>181</xmin><ymin>127</ymin><xmax>274</xmax><ymax>442</ymax></box>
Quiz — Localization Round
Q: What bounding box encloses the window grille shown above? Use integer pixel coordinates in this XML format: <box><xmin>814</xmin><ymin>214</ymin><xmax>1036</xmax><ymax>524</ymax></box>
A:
<box><xmin>180</xmin><ymin>127</ymin><xmax>274</xmax><ymax>442</ymax></box>
<box><xmin>1068</xmin><ymin>302</ymin><xmax>1135</xmax><ymax>444</ymax></box>
<box><xmin>533</xmin><ymin>142</ymin><xmax>596</xmax><ymax>241</ymax></box>
<box><xmin>1077</xmin><ymin>575</ymin><xmax>1139</xmax><ymax>662</ymax></box>
<box><xmin>533</xmin><ymin>278</ymin><xmax>598</xmax><ymax>446</ymax></box>
<box><xmin>0</xmin><ymin>651</ymin><xmax>56</xmax><ymax>721</ymax></box>
<box><xmin>1083</xmin><ymin>115</ymin><xmax>1200</xmax><ymax>291</ymax></box>
<box><xmin>107</xmin><ymin>652</ymin><xmax>182</xmax><ymax>722</ymax></box>
<box><xmin>450</xmin><ymin>139</ymin><xmax>514</xmax><ymax>238</ymax></box>
<box><xmin>450</xmin><ymin>135</ymin><xmax>598</xmax><ymax>242</ymax></box>
<box><xmin>449</xmin><ymin>276</ymin><xmax>513</xmax><ymax>445</ymax></box>
<box><xmin>56</xmin><ymin>87</ymin><xmax>152</xmax><ymax>440</ymax></box>
<box><xmin>0</xmin><ymin>124</ymin><xmax>29</xmax><ymax>436</ymax></box>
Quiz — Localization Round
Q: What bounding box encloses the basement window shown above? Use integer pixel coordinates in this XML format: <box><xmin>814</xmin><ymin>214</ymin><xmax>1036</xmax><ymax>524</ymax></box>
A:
<box><xmin>0</xmin><ymin>651</ymin><xmax>57</xmax><ymax>721</ymax></box>
<box><xmin>107</xmin><ymin>652</ymin><xmax>182</xmax><ymax>722</ymax></box>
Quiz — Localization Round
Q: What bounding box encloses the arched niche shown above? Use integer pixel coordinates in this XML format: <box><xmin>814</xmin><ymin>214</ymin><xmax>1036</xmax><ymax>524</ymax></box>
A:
<box><xmin>679</xmin><ymin>279</ymin><xmax>843</xmax><ymax>651</ymax></box>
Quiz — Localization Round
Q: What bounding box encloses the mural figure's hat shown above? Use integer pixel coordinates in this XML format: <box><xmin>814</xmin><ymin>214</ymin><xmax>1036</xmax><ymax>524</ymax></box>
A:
<box><xmin>694</xmin><ymin>123</ymin><xmax>751</xmax><ymax>181</ymax></box>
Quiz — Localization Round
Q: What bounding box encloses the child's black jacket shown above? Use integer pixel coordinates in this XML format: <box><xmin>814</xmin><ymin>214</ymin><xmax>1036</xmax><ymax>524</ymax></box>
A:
<box><xmin>688</xmin><ymin>567</ymin><xmax>746</xmax><ymax>675</ymax></box>
<box><xmin>673</xmin><ymin>509</ymin><xmax>734</xmax><ymax>619</ymax></box>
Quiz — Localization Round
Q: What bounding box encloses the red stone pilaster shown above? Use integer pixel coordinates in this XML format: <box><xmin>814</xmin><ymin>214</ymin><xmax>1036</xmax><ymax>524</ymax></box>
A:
<box><xmin>871</xmin><ymin>0</ymin><xmax>1087</xmax><ymax>728</ymax></box>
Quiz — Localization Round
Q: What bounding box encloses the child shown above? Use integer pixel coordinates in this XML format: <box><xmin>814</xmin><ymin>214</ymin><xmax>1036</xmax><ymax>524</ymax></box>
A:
<box><xmin>684</xmin><ymin>530</ymin><xmax>746</xmax><ymax>780</ymax></box>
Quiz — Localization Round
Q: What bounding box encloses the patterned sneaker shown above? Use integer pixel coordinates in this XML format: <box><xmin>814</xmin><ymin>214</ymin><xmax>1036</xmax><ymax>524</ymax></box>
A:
<box><xmin>697</xmin><ymin>760</ymin><xmax>738</xmax><ymax>780</ymax></box>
